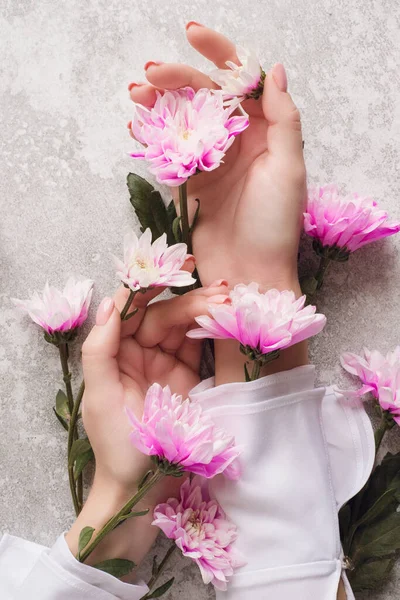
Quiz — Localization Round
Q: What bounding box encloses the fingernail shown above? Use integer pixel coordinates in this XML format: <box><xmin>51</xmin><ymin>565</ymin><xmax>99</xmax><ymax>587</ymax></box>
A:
<box><xmin>208</xmin><ymin>295</ymin><xmax>231</xmax><ymax>305</ymax></box>
<box><xmin>186</xmin><ymin>21</ymin><xmax>204</xmax><ymax>30</ymax></box>
<box><xmin>209</xmin><ymin>279</ymin><xmax>228</xmax><ymax>288</ymax></box>
<box><xmin>96</xmin><ymin>297</ymin><xmax>114</xmax><ymax>326</ymax></box>
<box><xmin>144</xmin><ymin>61</ymin><xmax>163</xmax><ymax>71</ymax></box>
<box><xmin>186</xmin><ymin>254</ymin><xmax>196</xmax><ymax>262</ymax></box>
<box><xmin>272</xmin><ymin>63</ymin><xmax>287</xmax><ymax>92</ymax></box>
<box><xmin>128</xmin><ymin>81</ymin><xmax>146</xmax><ymax>91</ymax></box>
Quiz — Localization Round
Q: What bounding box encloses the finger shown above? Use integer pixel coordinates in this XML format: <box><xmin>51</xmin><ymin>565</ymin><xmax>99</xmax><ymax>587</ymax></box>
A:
<box><xmin>82</xmin><ymin>298</ymin><xmax>122</xmax><ymax>398</ymax></box>
<box><xmin>144</xmin><ymin>62</ymin><xmax>216</xmax><ymax>92</ymax></box>
<box><xmin>128</xmin><ymin>82</ymin><xmax>161</xmax><ymax>107</ymax></box>
<box><xmin>185</xmin><ymin>23</ymin><xmax>239</xmax><ymax>69</ymax></box>
<box><xmin>262</xmin><ymin>64</ymin><xmax>304</xmax><ymax>161</ymax></box>
<box><xmin>119</xmin><ymin>254</ymin><xmax>197</xmax><ymax>338</ymax></box>
<box><xmin>135</xmin><ymin>284</ymin><xmax>229</xmax><ymax>349</ymax></box>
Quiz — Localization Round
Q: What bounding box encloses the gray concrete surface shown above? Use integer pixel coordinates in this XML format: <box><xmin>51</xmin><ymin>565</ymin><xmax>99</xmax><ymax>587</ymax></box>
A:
<box><xmin>1</xmin><ymin>1</ymin><xmax>399</xmax><ymax>598</ymax></box>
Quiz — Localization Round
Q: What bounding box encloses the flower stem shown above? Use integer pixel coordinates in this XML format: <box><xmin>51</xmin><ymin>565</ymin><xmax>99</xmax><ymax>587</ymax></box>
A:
<box><xmin>120</xmin><ymin>290</ymin><xmax>137</xmax><ymax>320</ymax></box>
<box><xmin>250</xmin><ymin>360</ymin><xmax>261</xmax><ymax>381</ymax></box>
<box><xmin>68</xmin><ymin>380</ymin><xmax>86</xmax><ymax>514</ymax></box>
<box><xmin>59</xmin><ymin>343</ymin><xmax>82</xmax><ymax>515</ymax></box>
<box><xmin>374</xmin><ymin>412</ymin><xmax>391</xmax><ymax>452</ymax></box>
<box><xmin>315</xmin><ymin>256</ymin><xmax>331</xmax><ymax>290</ymax></box>
<box><xmin>79</xmin><ymin>468</ymin><xmax>164</xmax><ymax>563</ymax></box>
<box><xmin>179</xmin><ymin>181</ymin><xmax>192</xmax><ymax>254</ymax></box>
<box><xmin>59</xmin><ymin>343</ymin><xmax>74</xmax><ymax>414</ymax></box>
<box><xmin>143</xmin><ymin>544</ymin><xmax>177</xmax><ymax>598</ymax></box>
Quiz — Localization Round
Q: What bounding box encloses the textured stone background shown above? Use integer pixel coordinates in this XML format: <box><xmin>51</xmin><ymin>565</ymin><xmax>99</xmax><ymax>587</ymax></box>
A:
<box><xmin>1</xmin><ymin>1</ymin><xmax>399</xmax><ymax>598</ymax></box>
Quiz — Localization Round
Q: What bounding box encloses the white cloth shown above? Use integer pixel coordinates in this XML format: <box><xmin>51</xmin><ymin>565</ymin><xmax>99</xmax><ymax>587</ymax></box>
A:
<box><xmin>190</xmin><ymin>365</ymin><xmax>375</xmax><ymax>600</ymax></box>
<box><xmin>0</xmin><ymin>532</ymin><xmax>148</xmax><ymax>600</ymax></box>
<box><xmin>0</xmin><ymin>365</ymin><xmax>374</xmax><ymax>600</ymax></box>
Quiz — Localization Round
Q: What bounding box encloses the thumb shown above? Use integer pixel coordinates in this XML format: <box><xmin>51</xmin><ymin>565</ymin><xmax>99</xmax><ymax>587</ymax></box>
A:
<box><xmin>81</xmin><ymin>297</ymin><xmax>122</xmax><ymax>397</ymax></box>
<box><xmin>262</xmin><ymin>63</ymin><xmax>304</xmax><ymax>162</ymax></box>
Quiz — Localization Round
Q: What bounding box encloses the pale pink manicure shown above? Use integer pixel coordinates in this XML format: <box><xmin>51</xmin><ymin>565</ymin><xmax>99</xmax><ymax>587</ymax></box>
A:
<box><xmin>96</xmin><ymin>297</ymin><xmax>114</xmax><ymax>326</ymax></box>
<box><xmin>272</xmin><ymin>63</ymin><xmax>287</xmax><ymax>92</ymax></box>
<box><xmin>144</xmin><ymin>61</ymin><xmax>163</xmax><ymax>71</ymax></box>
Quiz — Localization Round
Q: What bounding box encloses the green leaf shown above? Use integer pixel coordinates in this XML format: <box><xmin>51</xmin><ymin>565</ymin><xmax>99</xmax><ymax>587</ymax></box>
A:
<box><xmin>127</xmin><ymin>173</ymin><xmax>169</xmax><ymax>241</ymax></box>
<box><xmin>300</xmin><ymin>276</ymin><xmax>318</xmax><ymax>296</ymax></box>
<box><xmin>352</xmin><ymin>511</ymin><xmax>400</xmax><ymax>564</ymax></box>
<box><xmin>349</xmin><ymin>557</ymin><xmax>397</xmax><ymax>592</ymax></box>
<box><xmin>78</xmin><ymin>526</ymin><xmax>95</xmax><ymax>558</ymax></box>
<box><xmin>165</xmin><ymin>201</ymin><xmax>178</xmax><ymax>246</ymax></box>
<box><xmin>189</xmin><ymin>199</ymin><xmax>200</xmax><ymax>233</ymax></box>
<box><xmin>354</xmin><ymin>488</ymin><xmax>398</xmax><ymax>529</ymax></box>
<box><xmin>69</xmin><ymin>438</ymin><xmax>92</xmax><ymax>467</ymax></box>
<box><xmin>53</xmin><ymin>407</ymin><xmax>69</xmax><ymax>431</ymax></box>
<box><xmin>360</xmin><ymin>452</ymin><xmax>400</xmax><ymax>512</ymax></box>
<box><xmin>152</xmin><ymin>555</ymin><xmax>158</xmax><ymax>577</ymax></box>
<box><xmin>146</xmin><ymin>577</ymin><xmax>175</xmax><ymax>598</ymax></box>
<box><xmin>74</xmin><ymin>448</ymin><xmax>94</xmax><ymax>480</ymax></box>
<box><xmin>118</xmin><ymin>509</ymin><xmax>150</xmax><ymax>524</ymax></box>
<box><xmin>171</xmin><ymin>216</ymin><xmax>182</xmax><ymax>243</ymax></box>
<box><xmin>55</xmin><ymin>389</ymin><xmax>70</xmax><ymax>420</ymax></box>
<box><xmin>93</xmin><ymin>558</ymin><xmax>135</xmax><ymax>578</ymax></box>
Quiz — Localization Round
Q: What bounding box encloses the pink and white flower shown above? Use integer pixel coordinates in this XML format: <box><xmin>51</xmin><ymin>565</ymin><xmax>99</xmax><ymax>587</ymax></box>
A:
<box><xmin>153</xmin><ymin>477</ymin><xmax>246</xmax><ymax>590</ymax></box>
<box><xmin>13</xmin><ymin>277</ymin><xmax>94</xmax><ymax>336</ymax></box>
<box><xmin>209</xmin><ymin>46</ymin><xmax>264</xmax><ymax>101</ymax></box>
<box><xmin>126</xmin><ymin>383</ymin><xmax>241</xmax><ymax>479</ymax></box>
<box><xmin>187</xmin><ymin>283</ymin><xmax>326</xmax><ymax>356</ymax></box>
<box><xmin>129</xmin><ymin>87</ymin><xmax>249</xmax><ymax>186</ymax></box>
<box><xmin>114</xmin><ymin>228</ymin><xmax>195</xmax><ymax>291</ymax></box>
<box><xmin>304</xmin><ymin>184</ymin><xmax>400</xmax><ymax>257</ymax></box>
<box><xmin>340</xmin><ymin>347</ymin><xmax>400</xmax><ymax>424</ymax></box>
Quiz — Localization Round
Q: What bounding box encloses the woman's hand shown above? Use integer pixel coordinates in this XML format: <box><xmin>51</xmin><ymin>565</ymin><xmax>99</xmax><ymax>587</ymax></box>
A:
<box><xmin>129</xmin><ymin>24</ymin><xmax>306</xmax><ymax>292</ymax></box>
<box><xmin>129</xmin><ymin>25</ymin><xmax>307</xmax><ymax>385</ymax></box>
<box><xmin>66</xmin><ymin>279</ymin><xmax>229</xmax><ymax>568</ymax></box>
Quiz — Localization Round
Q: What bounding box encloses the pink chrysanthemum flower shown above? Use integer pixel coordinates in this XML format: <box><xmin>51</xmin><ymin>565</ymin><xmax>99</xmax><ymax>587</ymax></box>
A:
<box><xmin>187</xmin><ymin>283</ymin><xmax>326</xmax><ymax>365</ymax></box>
<box><xmin>126</xmin><ymin>383</ymin><xmax>241</xmax><ymax>479</ymax></box>
<box><xmin>339</xmin><ymin>347</ymin><xmax>400</xmax><ymax>424</ymax></box>
<box><xmin>129</xmin><ymin>87</ymin><xmax>249</xmax><ymax>186</ymax></box>
<box><xmin>209</xmin><ymin>46</ymin><xmax>265</xmax><ymax>101</ymax></box>
<box><xmin>13</xmin><ymin>277</ymin><xmax>94</xmax><ymax>343</ymax></box>
<box><xmin>114</xmin><ymin>228</ymin><xmax>195</xmax><ymax>291</ymax></box>
<box><xmin>304</xmin><ymin>184</ymin><xmax>400</xmax><ymax>260</ymax></box>
<box><xmin>153</xmin><ymin>477</ymin><xmax>246</xmax><ymax>590</ymax></box>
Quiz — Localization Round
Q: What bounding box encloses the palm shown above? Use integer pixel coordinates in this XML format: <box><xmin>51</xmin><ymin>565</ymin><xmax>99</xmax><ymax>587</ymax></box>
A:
<box><xmin>185</xmin><ymin>103</ymin><xmax>305</xmax><ymax>287</ymax></box>
<box><xmin>83</xmin><ymin>286</ymin><xmax>225</xmax><ymax>496</ymax></box>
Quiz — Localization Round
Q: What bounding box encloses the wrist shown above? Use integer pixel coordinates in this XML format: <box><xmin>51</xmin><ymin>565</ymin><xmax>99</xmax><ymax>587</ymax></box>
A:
<box><xmin>66</xmin><ymin>476</ymin><xmax>157</xmax><ymax>573</ymax></box>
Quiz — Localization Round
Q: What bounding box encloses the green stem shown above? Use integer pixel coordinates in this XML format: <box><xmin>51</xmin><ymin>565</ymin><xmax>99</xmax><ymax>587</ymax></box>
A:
<box><xmin>143</xmin><ymin>544</ymin><xmax>177</xmax><ymax>598</ymax></box>
<box><xmin>68</xmin><ymin>380</ymin><xmax>85</xmax><ymax>514</ymax></box>
<box><xmin>59</xmin><ymin>343</ymin><xmax>81</xmax><ymax>515</ymax></box>
<box><xmin>315</xmin><ymin>256</ymin><xmax>331</xmax><ymax>290</ymax></box>
<box><xmin>79</xmin><ymin>468</ymin><xmax>164</xmax><ymax>563</ymax></box>
<box><xmin>250</xmin><ymin>360</ymin><xmax>261</xmax><ymax>381</ymax></box>
<box><xmin>59</xmin><ymin>343</ymin><xmax>74</xmax><ymax>414</ymax></box>
<box><xmin>179</xmin><ymin>181</ymin><xmax>191</xmax><ymax>254</ymax></box>
<box><xmin>120</xmin><ymin>290</ymin><xmax>137</xmax><ymax>320</ymax></box>
<box><xmin>374</xmin><ymin>412</ymin><xmax>391</xmax><ymax>452</ymax></box>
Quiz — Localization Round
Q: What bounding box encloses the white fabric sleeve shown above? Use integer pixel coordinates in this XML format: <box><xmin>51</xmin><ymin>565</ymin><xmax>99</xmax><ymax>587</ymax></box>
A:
<box><xmin>0</xmin><ymin>532</ymin><xmax>148</xmax><ymax>600</ymax></box>
<box><xmin>190</xmin><ymin>365</ymin><xmax>375</xmax><ymax>600</ymax></box>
